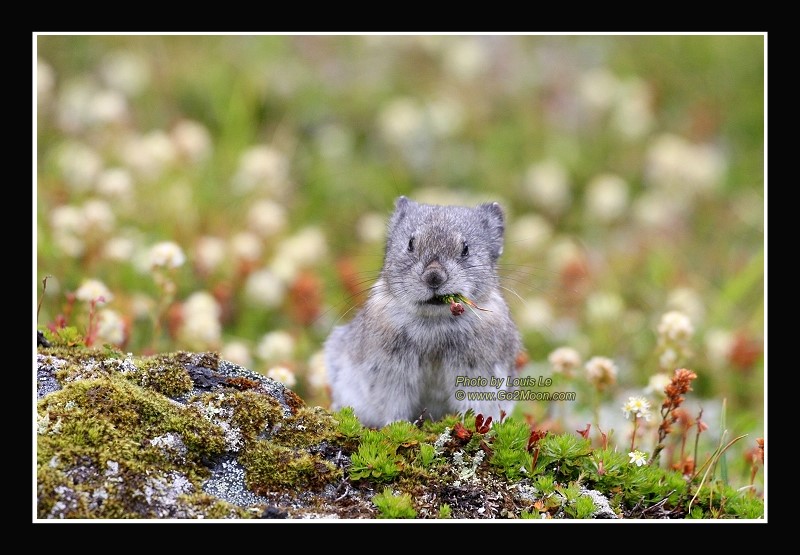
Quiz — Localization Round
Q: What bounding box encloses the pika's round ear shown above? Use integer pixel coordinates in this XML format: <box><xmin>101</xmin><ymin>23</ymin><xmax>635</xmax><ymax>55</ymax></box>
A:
<box><xmin>477</xmin><ymin>202</ymin><xmax>506</xmax><ymax>258</ymax></box>
<box><xmin>392</xmin><ymin>196</ymin><xmax>416</xmax><ymax>222</ymax></box>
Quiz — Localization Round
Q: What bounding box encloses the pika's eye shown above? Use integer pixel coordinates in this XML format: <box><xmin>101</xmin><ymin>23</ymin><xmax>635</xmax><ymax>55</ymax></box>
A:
<box><xmin>461</xmin><ymin>242</ymin><xmax>469</xmax><ymax>258</ymax></box>
<box><xmin>408</xmin><ymin>236</ymin><xmax>415</xmax><ymax>252</ymax></box>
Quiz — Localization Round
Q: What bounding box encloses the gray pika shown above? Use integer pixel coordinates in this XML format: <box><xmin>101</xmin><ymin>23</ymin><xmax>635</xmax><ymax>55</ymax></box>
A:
<box><xmin>324</xmin><ymin>196</ymin><xmax>523</xmax><ymax>428</ymax></box>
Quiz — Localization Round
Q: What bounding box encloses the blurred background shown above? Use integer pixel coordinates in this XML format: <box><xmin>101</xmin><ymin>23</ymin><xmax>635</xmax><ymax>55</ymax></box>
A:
<box><xmin>35</xmin><ymin>35</ymin><xmax>764</xmax><ymax>488</ymax></box>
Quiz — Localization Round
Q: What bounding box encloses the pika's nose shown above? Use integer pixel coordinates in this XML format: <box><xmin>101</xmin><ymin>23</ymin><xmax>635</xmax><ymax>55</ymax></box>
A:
<box><xmin>422</xmin><ymin>260</ymin><xmax>447</xmax><ymax>289</ymax></box>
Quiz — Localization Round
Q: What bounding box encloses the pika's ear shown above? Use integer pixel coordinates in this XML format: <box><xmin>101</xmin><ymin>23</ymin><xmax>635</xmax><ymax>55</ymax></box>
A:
<box><xmin>391</xmin><ymin>196</ymin><xmax>416</xmax><ymax>224</ymax></box>
<box><xmin>477</xmin><ymin>202</ymin><xmax>505</xmax><ymax>258</ymax></box>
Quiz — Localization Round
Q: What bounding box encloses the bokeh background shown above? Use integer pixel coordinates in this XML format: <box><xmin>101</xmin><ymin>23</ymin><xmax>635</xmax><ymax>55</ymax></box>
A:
<box><xmin>35</xmin><ymin>34</ymin><xmax>765</xmax><ymax>489</ymax></box>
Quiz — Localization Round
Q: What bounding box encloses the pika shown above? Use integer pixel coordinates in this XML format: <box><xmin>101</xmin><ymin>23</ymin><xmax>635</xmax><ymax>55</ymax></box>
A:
<box><xmin>324</xmin><ymin>196</ymin><xmax>523</xmax><ymax>428</ymax></box>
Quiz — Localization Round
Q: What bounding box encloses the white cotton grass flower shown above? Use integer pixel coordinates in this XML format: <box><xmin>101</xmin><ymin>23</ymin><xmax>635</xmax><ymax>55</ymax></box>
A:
<box><xmin>523</xmin><ymin>160</ymin><xmax>572</xmax><ymax>215</ymax></box>
<box><xmin>657</xmin><ymin>311</ymin><xmax>694</xmax><ymax>344</ymax></box>
<box><xmin>247</xmin><ymin>199</ymin><xmax>288</xmax><ymax>238</ymax></box>
<box><xmin>256</xmin><ymin>331</ymin><xmax>295</xmax><ymax>363</ymax></box>
<box><xmin>584</xmin><ymin>173</ymin><xmax>629</xmax><ymax>223</ymax></box>
<box><xmin>193</xmin><ymin>236</ymin><xmax>227</xmax><ymax>275</ymax></box>
<box><xmin>75</xmin><ymin>279</ymin><xmax>113</xmax><ymax>305</ymax></box>
<box><xmin>548</xmin><ymin>347</ymin><xmax>582</xmax><ymax>377</ymax></box>
<box><xmin>148</xmin><ymin>241</ymin><xmax>186</xmax><ymax>270</ymax></box>
<box><xmin>220</xmin><ymin>341</ymin><xmax>253</xmax><ymax>369</ymax></box>
<box><xmin>230</xmin><ymin>232</ymin><xmax>263</xmax><ymax>264</ymax></box>
<box><xmin>306</xmin><ymin>351</ymin><xmax>328</xmax><ymax>392</ymax></box>
<box><xmin>178</xmin><ymin>291</ymin><xmax>222</xmax><ymax>350</ymax></box>
<box><xmin>357</xmin><ymin>212</ymin><xmax>387</xmax><ymax>244</ymax></box>
<box><xmin>508</xmin><ymin>214</ymin><xmax>553</xmax><ymax>253</ymax></box>
<box><xmin>170</xmin><ymin>119</ymin><xmax>212</xmax><ymax>163</ymax></box>
<box><xmin>99</xmin><ymin>51</ymin><xmax>150</xmax><ymax>97</ymax></box>
<box><xmin>244</xmin><ymin>269</ymin><xmax>286</xmax><ymax>308</ymax></box>
<box><xmin>622</xmin><ymin>396</ymin><xmax>652</xmax><ymax>421</ymax></box>
<box><xmin>232</xmin><ymin>145</ymin><xmax>290</xmax><ymax>196</ymax></box>
<box><xmin>266</xmin><ymin>365</ymin><xmax>297</xmax><ymax>388</ymax></box>
<box><xmin>644</xmin><ymin>373</ymin><xmax>672</xmax><ymax>397</ymax></box>
<box><xmin>585</xmin><ymin>356</ymin><xmax>618</xmax><ymax>390</ymax></box>
<box><xmin>95</xmin><ymin>309</ymin><xmax>125</xmax><ymax>345</ymax></box>
<box><xmin>628</xmin><ymin>450</ymin><xmax>648</xmax><ymax>467</ymax></box>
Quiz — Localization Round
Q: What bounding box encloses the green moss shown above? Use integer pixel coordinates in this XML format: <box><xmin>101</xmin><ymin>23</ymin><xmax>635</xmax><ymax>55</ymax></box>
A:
<box><xmin>272</xmin><ymin>405</ymin><xmax>340</xmax><ymax>448</ymax></box>
<box><xmin>242</xmin><ymin>441</ymin><xmax>341</xmax><ymax>493</ymax></box>
<box><xmin>130</xmin><ymin>354</ymin><xmax>194</xmax><ymax>397</ymax></box>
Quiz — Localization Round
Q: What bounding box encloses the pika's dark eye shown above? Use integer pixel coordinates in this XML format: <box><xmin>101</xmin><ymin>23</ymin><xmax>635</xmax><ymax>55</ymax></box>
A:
<box><xmin>461</xmin><ymin>242</ymin><xmax>469</xmax><ymax>258</ymax></box>
<box><xmin>408</xmin><ymin>236</ymin><xmax>415</xmax><ymax>252</ymax></box>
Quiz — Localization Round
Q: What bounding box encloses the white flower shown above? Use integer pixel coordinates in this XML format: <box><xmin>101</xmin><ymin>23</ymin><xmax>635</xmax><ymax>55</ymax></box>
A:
<box><xmin>378</xmin><ymin>97</ymin><xmax>425</xmax><ymax>145</ymax></box>
<box><xmin>508</xmin><ymin>214</ymin><xmax>553</xmax><ymax>253</ymax></box>
<box><xmin>274</xmin><ymin>227</ymin><xmax>327</xmax><ymax>269</ymax></box>
<box><xmin>577</xmin><ymin>67</ymin><xmax>620</xmax><ymax>113</ymax></box>
<box><xmin>584</xmin><ymin>173</ymin><xmax>628</xmax><ymax>222</ymax></box>
<box><xmin>121</xmin><ymin>130</ymin><xmax>177</xmax><ymax>181</ymax></box>
<box><xmin>427</xmin><ymin>96</ymin><xmax>464</xmax><ymax>138</ymax></box>
<box><xmin>100</xmin><ymin>52</ymin><xmax>150</xmax><ymax>96</ymax></box>
<box><xmin>516</xmin><ymin>296</ymin><xmax>553</xmax><ymax>332</ymax></box>
<box><xmin>523</xmin><ymin>160</ymin><xmax>571</xmax><ymax>215</ymax></box>
<box><xmin>666</xmin><ymin>288</ymin><xmax>705</xmax><ymax>327</ymax></box>
<box><xmin>247</xmin><ymin>199</ymin><xmax>288</xmax><ymax>238</ymax></box>
<box><xmin>441</xmin><ymin>37</ymin><xmax>489</xmax><ymax>80</ymax></box>
<box><xmin>178</xmin><ymin>292</ymin><xmax>221</xmax><ymax>349</ymax></box>
<box><xmin>82</xmin><ymin>199</ymin><xmax>116</xmax><ymax>233</ymax></box>
<box><xmin>611</xmin><ymin>78</ymin><xmax>654</xmax><ymax>139</ymax></box>
<box><xmin>585</xmin><ymin>356</ymin><xmax>618</xmax><ymax>389</ymax></box>
<box><xmin>659</xmin><ymin>348</ymin><xmax>678</xmax><ymax>370</ymax></box>
<box><xmin>705</xmin><ymin>328</ymin><xmax>735</xmax><ymax>369</ymax></box>
<box><xmin>88</xmin><ymin>89</ymin><xmax>128</xmax><ymax>125</ymax></box>
<box><xmin>220</xmin><ymin>341</ymin><xmax>253</xmax><ymax>369</ymax></box>
<box><xmin>96</xmin><ymin>309</ymin><xmax>125</xmax><ymax>345</ymax></box>
<box><xmin>644</xmin><ymin>373</ymin><xmax>672</xmax><ymax>397</ymax></box>
<box><xmin>75</xmin><ymin>279</ymin><xmax>113</xmax><ymax>305</ymax></box>
<box><xmin>193</xmin><ymin>236</ymin><xmax>227</xmax><ymax>274</ymax></box>
<box><xmin>37</xmin><ymin>58</ymin><xmax>55</xmax><ymax>105</ymax></box>
<box><xmin>306</xmin><ymin>351</ymin><xmax>328</xmax><ymax>391</ymax></box>
<box><xmin>56</xmin><ymin>78</ymin><xmax>98</xmax><ymax>133</ymax></box>
<box><xmin>632</xmin><ymin>189</ymin><xmax>687</xmax><ymax>230</ymax></box>
<box><xmin>628</xmin><ymin>450</ymin><xmax>648</xmax><ymax>467</ymax></box>
<box><xmin>230</xmin><ymin>232</ymin><xmax>263</xmax><ymax>264</ymax></box>
<box><xmin>103</xmin><ymin>235</ymin><xmax>136</xmax><ymax>262</ymax></box>
<box><xmin>171</xmin><ymin>119</ymin><xmax>212</xmax><ymax>163</ymax></box>
<box><xmin>645</xmin><ymin>133</ymin><xmax>726</xmax><ymax>193</ymax></box>
<box><xmin>56</xmin><ymin>142</ymin><xmax>103</xmax><ymax>191</ymax></box>
<box><xmin>266</xmin><ymin>365</ymin><xmax>296</xmax><ymax>388</ymax></box>
<box><xmin>622</xmin><ymin>396</ymin><xmax>652</xmax><ymax>421</ymax></box>
<box><xmin>256</xmin><ymin>330</ymin><xmax>295</xmax><ymax>363</ymax></box>
<box><xmin>232</xmin><ymin>145</ymin><xmax>290</xmax><ymax>195</ymax></box>
<box><xmin>547</xmin><ymin>238</ymin><xmax>584</xmax><ymax>275</ymax></box>
<box><xmin>50</xmin><ymin>205</ymin><xmax>87</xmax><ymax>236</ymax></box>
<box><xmin>244</xmin><ymin>269</ymin><xmax>286</xmax><ymax>308</ymax></box>
<box><xmin>657</xmin><ymin>311</ymin><xmax>694</xmax><ymax>344</ymax></box>
<box><xmin>548</xmin><ymin>347</ymin><xmax>582</xmax><ymax>376</ymax></box>
<box><xmin>148</xmin><ymin>241</ymin><xmax>186</xmax><ymax>269</ymax></box>
<box><xmin>96</xmin><ymin>168</ymin><xmax>134</xmax><ymax>199</ymax></box>
<box><xmin>357</xmin><ymin>212</ymin><xmax>387</xmax><ymax>244</ymax></box>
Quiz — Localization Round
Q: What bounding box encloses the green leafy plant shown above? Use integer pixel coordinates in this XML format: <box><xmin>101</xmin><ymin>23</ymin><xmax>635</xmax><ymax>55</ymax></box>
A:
<box><xmin>488</xmin><ymin>416</ymin><xmax>533</xmax><ymax>480</ymax></box>
<box><xmin>349</xmin><ymin>430</ymin><xmax>403</xmax><ymax>482</ymax></box>
<box><xmin>372</xmin><ymin>487</ymin><xmax>417</xmax><ymax>519</ymax></box>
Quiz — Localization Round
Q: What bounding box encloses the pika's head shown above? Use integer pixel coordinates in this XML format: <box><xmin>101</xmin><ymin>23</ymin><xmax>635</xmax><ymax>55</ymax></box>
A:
<box><xmin>381</xmin><ymin>196</ymin><xmax>506</xmax><ymax>310</ymax></box>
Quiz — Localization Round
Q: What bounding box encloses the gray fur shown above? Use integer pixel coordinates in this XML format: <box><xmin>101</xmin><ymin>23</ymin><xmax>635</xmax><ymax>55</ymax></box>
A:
<box><xmin>324</xmin><ymin>196</ymin><xmax>523</xmax><ymax>428</ymax></box>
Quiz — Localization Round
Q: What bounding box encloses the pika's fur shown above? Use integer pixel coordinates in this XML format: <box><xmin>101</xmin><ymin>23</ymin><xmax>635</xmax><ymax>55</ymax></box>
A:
<box><xmin>324</xmin><ymin>196</ymin><xmax>523</xmax><ymax>428</ymax></box>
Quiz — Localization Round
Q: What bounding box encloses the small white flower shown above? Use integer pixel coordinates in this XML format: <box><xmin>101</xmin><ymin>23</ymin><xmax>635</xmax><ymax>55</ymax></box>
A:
<box><xmin>193</xmin><ymin>236</ymin><xmax>227</xmax><ymax>274</ymax></box>
<box><xmin>50</xmin><ymin>205</ymin><xmax>87</xmax><ymax>236</ymax></box>
<box><xmin>644</xmin><ymin>373</ymin><xmax>672</xmax><ymax>397</ymax></box>
<box><xmin>37</xmin><ymin>58</ymin><xmax>56</xmax><ymax>105</ymax></box>
<box><xmin>178</xmin><ymin>292</ymin><xmax>221</xmax><ymax>349</ymax></box>
<box><xmin>232</xmin><ymin>145</ymin><xmax>290</xmax><ymax>195</ymax></box>
<box><xmin>658</xmin><ymin>311</ymin><xmax>694</xmax><ymax>344</ymax></box>
<box><xmin>628</xmin><ymin>450</ymin><xmax>648</xmax><ymax>467</ymax></box>
<box><xmin>220</xmin><ymin>341</ymin><xmax>252</xmax><ymax>369</ymax></box>
<box><xmin>645</xmin><ymin>133</ymin><xmax>726</xmax><ymax>193</ymax></box>
<box><xmin>148</xmin><ymin>241</ymin><xmax>186</xmax><ymax>269</ymax></box>
<box><xmin>378</xmin><ymin>97</ymin><xmax>425</xmax><ymax>145</ymax></box>
<box><xmin>88</xmin><ymin>89</ymin><xmax>128</xmax><ymax>125</ymax></box>
<box><xmin>548</xmin><ymin>347</ymin><xmax>582</xmax><ymax>376</ymax></box>
<box><xmin>517</xmin><ymin>296</ymin><xmax>553</xmax><ymax>332</ymax></box>
<box><xmin>584</xmin><ymin>173</ymin><xmax>628</xmax><ymax>222</ymax></box>
<box><xmin>705</xmin><ymin>328</ymin><xmax>735</xmax><ymax>369</ymax></box>
<box><xmin>82</xmin><ymin>199</ymin><xmax>116</xmax><ymax>233</ymax></box>
<box><xmin>622</xmin><ymin>396</ymin><xmax>651</xmax><ymax>421</ymax></box>
<box><xmin>56</xmin><ymin>142</ymin><xmax>103</xmax><ymax>191</ymax></box>
<box><xmin>96</xmin><ymin>168</ymin><xmax>134</xmax><ymax>199</ymax></box>
<box><xmin>577</xmin><ymin>67</ymin><xmax>620</xmax><ymax>113</ymax></box>
<box><xmin>230</xmin><ymin>232</ymin><xmax>263</xmax><ymax>264</ymax></box>
<box><xmin>306</xmin><ymin>351</ymin><xmax>328</xmax><ymax>391</ymax></box>
<box><xmin>274</xmin><ymin>227</ymin><xmax>327</xmax><ymax>269</ymax></box>
<box><xmin>523</xmin><ymin>160</ymin><xmax>571</xmax><ymax>215</ymax></box>
<box><xmin>266</xmin><ymin>365</ymin><xmax>296</xmax><ymax>388</ymax></box>
<box><xmin>666</xmin><ymin>288</ymin><xmax>705</xmax><ymax>327</ymax></box>
<box><xmin>357</xmin><ymin>212</ymin><xmax>387</xmax><ymax>244</ymax></box>
<box><xmin>171</xmin><ymin>119</ymin><xmax>212</xmax><ymax>163</ymax></box>
<box><xmin>586</xmin><ymin>292</ymin><xmax>625</xmax><ymax>323</ymax></box>
<box><xmin>244</xmin><ymin>269</ymin><xmax>286</xmax><ymax>308</ymax></box>
<box><xmin>611</xmin><ymin>78</ymin><xmax>654</xmax><ymax>139</ymax></box>
<box><xmin>315</xmin><ymin>123</ymin><xmax>354</xmax><ymax>160</ymax></box>
<box><xmin>96</xmin><ymin>309</ymin><xmax>125</xmax><ymax>345</ymax></box>
<box><xmin>508</xmin><ymin>214</ymin><xmax>553</xmax><ymax>253</ymax></box>
<box><xmin>256</xmin><ymin>330</ymin><xmax>295</xmax><ymax>363</ymax></box>
<box><xmin>75</xmin><ymin>279</ymin><xmax>113</xmax><ymax>305</ymax></box>
<box><xmin>247</xmin><ymin>199</ymin><xmax>288</xmax><ymax>238</ymax></box>
<box><xmin>100</xmin><ymin>51</ymin><xmax>150</xmax><ymax>97</ymax></box>
<box><xmin>441</xmin><ymin>37</ymin><xmax>489</xmax><ymax>80</ymax></box>
<box><xmin>585</xmin><ymin>356</ymin><xmax>618</xmax><ymax>389</ymax></box>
